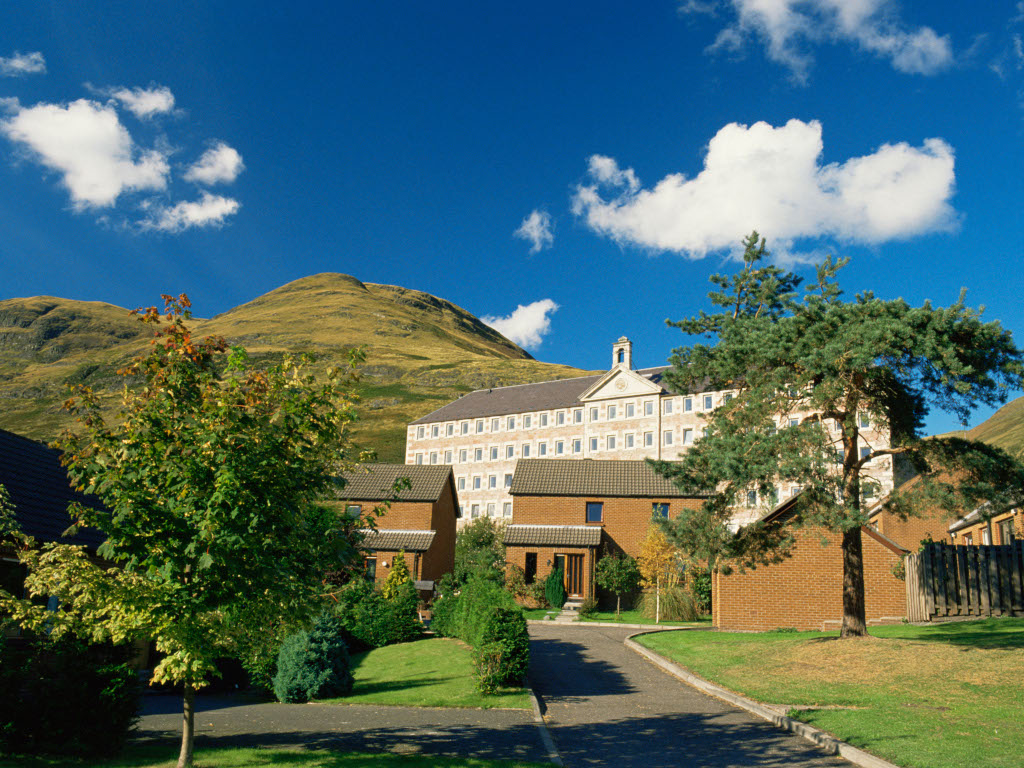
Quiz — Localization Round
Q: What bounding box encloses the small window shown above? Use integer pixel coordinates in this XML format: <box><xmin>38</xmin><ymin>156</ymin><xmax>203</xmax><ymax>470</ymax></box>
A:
<box><xmin>607</xmin><ymin>435</ymin><xmax>616</xmax><ymax>450</ymax></box>
<box><xmin>586</xmin><ymin>501</ymin><xmax>603</xmax><ymax>523</ymax></box>
<box><xmin>555</xmin><ymin>441</ymin><xmax>564</xmax><ymax>455</ymax></box>
<box><xmin>625</xmin><ymin>433</ymin><xmax>634</xmax><ymax>448</ymax></box>
<box><xmin>345</xmin><ymin>504</ymin><xmax>362</xmax><ymax>518</ymax></box>
<box><xmin>724</xmin><ymin>393</ymin><xmax>733</xmax><ymax>403</ymax></box>
<box><xmin>998</xmin><ymin>518</ymin><xmax>1015</xmax><ymax>544</ymax></box>
<box><xmin>524</xmin><ymin>415</ymin><xmax>532</xmax><ymax>429</ymax></box>
<box><xmin>538</xmin><ymin>442</ymin><xmax>547</xmax><ymax>456</ymax></box>
<box><xmin>489</xmin><ymin>475</ymin><xmax>497</xmax><ymax>489</ymax></box>
<box><xmin>645</xmin><ymin>400</ymin><xmax>654</xmax><ymax>416</ymax></box>
<box><xmin>473</xmin><ymin>476</ymin><xmax>481</xmax><ymax>490</ymax></box>
<box><xmin>703</xmin><ymin>395</ymin><xmax>713</xmax><ymax>410</ymax></box>
<box><xmin>444</xmin><ymin>450</ymin><xmax>452</xmax><ymax>464</ymax></box>
<box><xmin>459</xmin><ymin>449</ymin><xmax>468</xmax><ymax>463</ymax></box>
<box><xmin>541</xmin><ymin>413</ymin><xmax>548</xmax><ymax>427</ymax></box>
<box><xmin>432</xmin><ymin>425</ymin><xmax>439</xmax><ymax>438</ymax></box>
<box><xmin>590</xmin><ymin>437</ymin><xmax>598</xmax><ymax>452</ymax></box>
<box><xmin>574</xmin><ymin>409</ymin><xmax>583</xmax><ymax>424</ymax></box>
<box><xmin>458</xmin><ymin>505</ymin><xmax>465</xmax><ymax>518</ymax></box>
<box><xmin>644</xmin><ymin>432</ymin><xmax>653</xmax><ymax>447</ymax></box>
<box><xmin>684</xmin><ymin>398</ymin><xmax>692</xmax><ymax>412</ymax></box>
<box><xmin>476</xmin><ymin>420</ymin><xmax>484</xmax><ymax>433</ymax></box>
<box><xmin>664</xmin><ymin>399</ymin><xmax>673</xmax><ymax>415</ymax></box>
<box><xmin>429</xmin><ymin>451</ymin><xmax>438</xmax><ymax>464</ymax></box>
<box><xmin>789</xmin><ymin>418</ymin><xmax>799</xmax><ymax>428</ymax></box>
<box><xmin>461</xmin><ymin>422</ymin><xmax>469</xmax><ymax>435</ymax></box>
<box><xmin>608</xmin><ymin>405</ymin><xmax>617</xmax><ymax>419</ymax></box>
<box><xmin>664</xmin><ymin>430</ymin><xmax>674</xmax><ymax>446</ymax></box>
<box><xmin>626</xmin><ymin>403</ymin><xmax>635</xmax><ymax>418</ymax></box>
<box><xmin>572</xmin><ymin>439</ymin><xmax>582</xmax><ymax>454</ymax></box>
<box><xmin>506</xmin><ymin>445</ymin><xmax>515</xmax><ymax>458</ymax></box>
<box><xmin>447</xmin><ymin>423</ymin><xmax>454</xmax><ymax>436</ymax></box>
<box><xmin>490</xmin><ymin>446</ymin><xmax>498</xmax><ymax>460</ymax></box>
<box><xmin>417</xmin><ymin>426</ymin><xmax>424</xmax><ymax>439</ymax></box>
<box><xmin>745</xmin><ymin>490</ymin><xmax>757</xmax><ymax>507</ymax></box>
<box><xmin>487</xmin><ymin>503</ymin><xmax>496</xmax><ymax>517</ymax></box>
<box><xmin>522</xmin><ymin>443</ymin><xmax>531</xmax><ymax>457</ymax></box>
<box><xmin>557</xmin><ymin>411</ymin><xmax>565</xmax><ymax>426</ymax></box>
<box><xmin>860</xmin><ymin>447</ymin><xmax>871</xmax><ymax>460</ymax></box>
<box><xmin>525</xmin><ymin>552</ymin><xmax>538</xmax><ymax>584</ymax></box>
<box><xmin>471</xmin><ymin>504</ymin><xmax>480</xmax><ymax>518</ymax></box>
<box><xmin>508</xmin><ymin>416</ymin><xmax>516</xmax><ymax>430</ymax></box>
<box><xmin>982</xmin><ymin>527</ymin><xmax>991</xmax><ymax>545</ymax></box>
<box><xmin>415</xmin><ymin>453</ymin><xmax>424</xmax><ymax>465</ymax></box>
<box><xmin>859</xmin><ymin>413</ymin><xmax>871</xmax><ymax>428</ymax></box>
<box><xmin>682</xmin><ymin>429</ymin><xmax>693</xmax><ymax>445</ymax></box>
<box><xmin>365</xmin><ymin>557</ymin><xmax>377</xmax><ymax>581</ymax></box>
<box><xmin>491</xmin><ymin>418</ymin><xmax>499</xmax><ymax>431</ymax></box>
<box><xmin>458</xmin><ymin>477</ymin><xmax>466</xmax><ymax>490</ymax></box>
<box><xmin>474</xmin><ymin>448</ymin><xmax>483</xmax><ymax>462</ymax></box>
<box><xmin>591</xmin><ymin>407</ymin><xmax>599</xmax><ymax>421</ymax></box>
<box><xmin>652</xmin><ymin>503</ymin><xmax>669</xmax><ymax>520</ymax></box>
<box><xmin>503</xmin><ymin>502</ymin><xmax>513</xmax><ymax>518</ymax></box>
<box><xmin>860</xmin><ymin>482</ymin><xmax>876</xmax><ymax>500</ymax></box>
<box><xmin>504</xmin><ymin>473</ymin><xmax>513</xmax><ymax>487</ymax></box>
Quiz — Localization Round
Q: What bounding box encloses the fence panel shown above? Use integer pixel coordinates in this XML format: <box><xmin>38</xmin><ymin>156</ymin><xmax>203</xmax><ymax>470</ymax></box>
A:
<box><xmin>905</xmin><ymin>542</ymin><xmax>1024</xmax><ymax>622</ymax></box>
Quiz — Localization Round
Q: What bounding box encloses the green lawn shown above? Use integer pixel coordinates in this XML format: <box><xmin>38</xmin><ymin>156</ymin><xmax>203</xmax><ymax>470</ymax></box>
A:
<box><xmin>578</xmin><ymin>610</ymin><xmax>710</xmax><ymax>626</ymax></box>
<box><xmin>323</xmin><ymin>637</ymin><xmax>531</xmax><ymax>710</ymax></box>
<box><xmin>0</xmin><ymin>745</ymin><xmax>548</xmax><ymax>768</ymax></box>
<box><xmin>637</xmin><ymin>618</ymin><xmax>1024</xmax><ymax>768</ymax></box>
<box><xmin>521</xmin><ymin>608</ymin><xmax>557</xmax><ymax>621</ymax></box>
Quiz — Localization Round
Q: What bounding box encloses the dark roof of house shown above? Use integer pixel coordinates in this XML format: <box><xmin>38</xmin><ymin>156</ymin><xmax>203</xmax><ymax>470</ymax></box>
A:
<box><xmin>337</xmin><ymin>463</ymin><xmax>454</xmax><ymax>503</ymax></box>
<box><xmin>509</xmin><ymin>459</ymin><xmax>704</xmax><ymax>498</ymax></box>
<box><xmin>359</xmin><ymin>528</ymin><xmax>436</xmax><ymax>552</ymax></box>
<box><xmin>410</xmin><ymin>367</ymin><xmax>690</xmax><ymax>425</ymax></box>
<box><xmin>0</xmin><ymin>428</ymin><xmax>105</xmax><ymax>549</ymax></box>
<box><xmin>504</xmin><ymin>524</ymin><xmax>602</xmax><ymax>548</ymax></box>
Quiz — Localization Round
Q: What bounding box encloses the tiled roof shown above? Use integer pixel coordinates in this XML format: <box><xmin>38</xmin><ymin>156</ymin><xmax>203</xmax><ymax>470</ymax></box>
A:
<box><xmin>337</xmin><ymin>463</ymin><xmax>453</xmax><ymax>503</ymax></box>
<box><xmin>509</xmin><ymin>459</ymin><xmax>704</xmax><ymax>498</ymax></box>
<box><xmin>359</xmin><ymin>528</ymin><xmax>436</xmax><ymax>552</ymax></box>
<box><xmin>504</xmin><ymin>524</ymin><xmax>602</xmax><ymax>548</ymax></box>
<box><xmin>411</xmin><ymin>367</ymin><xmax>685</xmax><ymax>424</ymax></box>
<box><xmin>0</xmin><ymin>428</ymin><xmax>105</xmax><ymax>549</ymax></box>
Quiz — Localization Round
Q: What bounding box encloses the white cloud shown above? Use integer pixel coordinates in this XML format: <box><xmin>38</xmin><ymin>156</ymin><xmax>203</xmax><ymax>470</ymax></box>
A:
<box><xmin>482</xmin><ymin>299</ymin><xmax>560</xmax><ymax>350</ymax></box>
<box><xmin>184</xmin><ymin>142</ymin><xmax>244</xmax><ymax>185</ymax></box>
<box><xmin>690</xmin><ymin>0</ymin><xmax>953</xmax><ymax>81</ymax></box>
<box><xmin>572</xmin><ymin>119</ymin><xmax>956</xmax><ymax>258</ymax></box>
<box><xmin>141</xmin><ymin>192</ymin><xmax>240</xmax><ymax>232</ymax></box>
<box><xmin>0</xmin><ymin>51</ymin><xmax>46</xmax><ymax>77</ymax></box>
<box><xmin>514</xmin><ymin>209</ymin><xmax>554</xmax><ymax>253</ymax></box>
<box><xmin>108</xmin><ymin>84</ymin><xmax>176</xmax><ymax>119</ymax></box>
<box><xmin>1</xmin><ymin>98</ymin><xmax>169</xmax><ymax>208</ymax></box>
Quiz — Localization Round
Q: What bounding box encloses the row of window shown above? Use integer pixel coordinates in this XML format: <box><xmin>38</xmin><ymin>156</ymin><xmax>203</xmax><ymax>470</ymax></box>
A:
<box><xmin>457</xmin><ymin>473</ymin><xmax>514</xmax><ymax>491</ymax></box>
<box><xmin>459</xmin><ymin>501</ymin><xmax>514</xmax><ymax>519</ymax></box>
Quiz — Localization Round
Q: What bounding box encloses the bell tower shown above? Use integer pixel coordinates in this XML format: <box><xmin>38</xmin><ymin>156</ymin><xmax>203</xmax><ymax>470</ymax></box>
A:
<box><xmin>612</xmin><ymin>336</ymin><xmax>633</xmax><ymax>370</ymax></box>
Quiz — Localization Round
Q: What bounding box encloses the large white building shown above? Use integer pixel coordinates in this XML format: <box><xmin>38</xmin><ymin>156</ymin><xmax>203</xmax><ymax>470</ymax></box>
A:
<box><xmin>405</xmin><ymin>337</ymin><xmax>894</xmax><ymax>524</ymax></box>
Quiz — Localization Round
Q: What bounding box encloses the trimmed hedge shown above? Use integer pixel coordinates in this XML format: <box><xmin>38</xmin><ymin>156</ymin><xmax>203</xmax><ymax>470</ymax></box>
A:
<box><xmin>545</xmin><ymin>567</ymin><xmax>566</xmax><ymax>609</ymax></box>
<box><xmin>0</xmin><ymin>634</ymin><xmax>140</xmax><ymax>758</ymax></box>
<box><xmin>431</xmin><ymin>576</ymin><xmax>529</xmax><ymax>692</ymax></box>
<box><xmin>272</xmin><ymin>613</ymin><xmax>354</xmax><ymax>703</ymax></box>
<box><xmin>334</xmin><ymin>577</ymin><xmax>421</xmax><ymax>651</ymax></box>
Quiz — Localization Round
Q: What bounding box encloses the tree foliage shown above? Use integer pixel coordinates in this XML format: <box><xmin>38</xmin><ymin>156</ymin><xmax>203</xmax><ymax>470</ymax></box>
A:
<box><xmin>453</xmin><ymin>516</ymin><xmax>505</xmax><ymax>583</ymax></box>
<box><xmin>381</xmin><ymin>550</ymin><xmax>412</xmax><ymax>600</ymax></box>
<box><xmin>594</xmin><ymin>551</ymin><xmax>641</xmax><ymax>616</ymax></box>
<box><xmin>654</xmin><ymin>233</ymin><xmax>1024</xmax><ymax>637</ymax></box>
<box><xmin>0</xmin><ymin>296</ymin><xmax>372</xmax><ymax>767</ymax></box>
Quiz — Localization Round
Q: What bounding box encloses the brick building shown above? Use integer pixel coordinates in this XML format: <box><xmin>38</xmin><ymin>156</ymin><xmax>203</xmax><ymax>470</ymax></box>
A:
<box><xmin>949</xmin><ymin>507</ymin><xmax>1022</xmax><ymax>546</ymax></box>
<box><xmin>713</xmin><ymin>494</ymin><xmax>910</xmax><ymax>631</ymax></box>
<box><xmin>406</xmin><ymin>337</ymin><xmax>895</xmax><ymax>527</ymax></box>
<box><xmin>505</xmin><ymin>459</ymin><xmax>705</xmax><ymax>600</ymax></box>
<box><xmin>337</xmin><ymin>463</ymin><xmax>457</xmax><ymax>591</ymax></box>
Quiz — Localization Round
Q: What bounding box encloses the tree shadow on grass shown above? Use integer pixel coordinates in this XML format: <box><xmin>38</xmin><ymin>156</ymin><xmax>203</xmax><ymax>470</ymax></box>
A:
<box><xmin>887</xmin><ymin>617</ymin><xmax>1024</xmax><ymax>650</ymax></box>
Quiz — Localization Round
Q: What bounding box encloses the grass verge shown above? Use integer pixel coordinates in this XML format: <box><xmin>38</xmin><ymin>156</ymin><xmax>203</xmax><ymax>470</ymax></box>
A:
<box><xmin>578</xmin><ymin>610</ymin><xmax>710</xmax><ymax>626</ymax></box>
<box><xmin>324</xmin><ymin>637</ymin><xmax>531</xmax><ymax>710</ymax></box>
<box><xmin>637</xmin><ymin>617</ymin><xmax>1024</xmax><ymax>768</ymax></box>
<box><xmin>0</xmin><ymin>744</ymin><xmax>549</xmax><ymax>768</ymax></box>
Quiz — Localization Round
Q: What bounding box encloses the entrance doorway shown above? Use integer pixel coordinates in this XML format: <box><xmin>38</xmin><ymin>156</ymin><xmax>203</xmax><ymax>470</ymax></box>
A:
<box><xmin>555</xmin><ymin>553</ymin><xmax>585</xmax><ymax>598</ymax></box>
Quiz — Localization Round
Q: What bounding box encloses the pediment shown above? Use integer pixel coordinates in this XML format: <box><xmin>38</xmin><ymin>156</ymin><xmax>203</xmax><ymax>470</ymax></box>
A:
<box><xmin>578</xmin><ymin>368</ymin><xmax>663</xmax><ymax>402</ymax></box>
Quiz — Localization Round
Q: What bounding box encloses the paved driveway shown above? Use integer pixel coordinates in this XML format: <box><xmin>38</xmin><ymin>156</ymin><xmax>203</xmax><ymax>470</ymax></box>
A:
<box><xmin>529</xmin><ymin>624</ymin><xmax>850</xmax><ymax>768</ymax></box>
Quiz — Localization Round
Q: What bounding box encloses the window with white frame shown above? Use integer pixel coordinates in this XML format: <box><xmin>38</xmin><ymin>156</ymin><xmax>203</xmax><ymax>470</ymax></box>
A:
<box><xmin>664</xmin><ymin>430</ymin><xmax>673</xmax><ymax>446</ymax></box>
<box><xmin>503</xmin><ymin>502</ymin><xmax>512</xmax><ymax>517</ymax></box>
<box><xmin>860</xmin><ymin>447</ymin><xmax>871</xmax><ymax>460</ymax></box>
<box><xmin>590</xmin><ymin>437</ymin><xmax>598</xmax><ymax>452</ymax></box>
<box><xmin>555</xmin><ymin>440</ymin><xmax>564</xmax><ymax>454</ymax></box>
<box><xmin>607</xmin><ymin>435</ymin><xmax>616</xmax><ymax>450</ymax></box>
<box><xmin>644</xmin><ymin>432</ymin><xmax>653</xmax><ymax>447</ymax></box>
<box><xmin>522</xmin><ymin>443</ymin><xmax>531</xmax><ymax>457</ymax></box>
<box><xmin>489</xmin><ymin>475</ymin><xmax>497</xmax><ymax>489</ymax></box>
<box><xmin>572</xmin><ymin>439</ymin><xmax>582</xmax><ymax>454</ymax></box>
<box><xmin>459</xmin><ymin>449</ymin><xmax>468</xmax><ymax>462</ymax></box>
<box><xmin>487</xmin><ymin>503</ymin><xmax>496</xmax><ymax>517</ymax></box>
<box><xmin>644</xmin><ymin>400</ymin><xmax>654</xmax><ymax>416</ymax></box>
<box><xmin>471</xmin><ymin>504</ymin><xmax>480</xmax><ymax>518</ymax></box>
<box><xmin>626</xmin><ymin>402</ymin><xmax>634</xmax><ymax>418</ymax></box>
<box><xmin>859</xmin><ymin>413</ymin><xmax>871</xmax><ymax>428</ymax></box>
<box><xmin>447</xmin><ymin>423</ymin><xmax>454</xmax><ymax>436</ymax></box>
<box><xmin>684</xmin><ymin>397</ymin><xmax>692</xmax><ymax>412</ymax></box>
<box><xmin>745</xmin><ymin>489</ymin><xmax>757</xmax><ymax>507</ymax></box>
<box><xmin>458</xmin><ymin>477</ymin><xmax>466</xmax><ymax>490</ymax></box>
<box><xmin>574</xmin><ymin>409</ymin><xmax>583</xmax><ymax>423</ymax></box>
<box><xmin>506</xmin><ymin>445</ymin><xmax>515</xmax><ymax>458</ymax></box>
<box><xmin>430</xmin><ymin>451</ymin><xmax>438</xmax><ymax>464</ymax></box>
<box><xmin>538</xmin><ymin>442</ymin><xmax>547</xmax><ymax>456</ymax></box>
<box><xmin>476</xmin><ymin>420</ymin><xmax>484</xmax><ymax>433</ymax></box>
<box><xmin>664</xmin><ymin>399</ymin><xmax>673</xmax><ymax>415</ymax></box>
<box><xmin>590</xmin><ymin>407</ymin><xmax>599</xmax><ymax>421</ymax></box>
<box><xmin>557</xmin><ymin>411</ymin><xmax>565</xmax><ymax>425</ymax></box>
<box><xmin>461</xmin><ymin>422</ymin><xmax>469</xmax><ymax>435</ymax></box>
<box><xmin>444</xmin><ymin>450</ymin><xmax>452</xmax><ymax>463</ymax></box>
<box><xmin>490</xmin><ymin>446</ymin><xmax>498</xmax><ymax>460</ymax></box>
<box><xmin>789</xmin><ymin>418</ymin><xmax>799</xmax><ymax>428</ymax></box>
<box><xmin>431</xmin><ymin>425</ymin><xmax>439</xmax><ymax>438</ymax></box>
<box><xmin>682</xmin><ymin>429</ymin><xmax>693</xmax><ymax>445</ymax></box>
<box><xmin>540</xmin><ymin>413</ymin><xmax>548</xmax><ymax>427</ymax></box>
<box><xmin>625</xmin><ymin>433</ymin><xmax>634</xmax><ymax>448</ymax></box>
<box><xmin>608</xmin><ymin>404</ymin><xmax>617</xmax><ymax>419</ymax></box>
<box><xmin>507</xmin><ymin>415</ymin><xmax>515</xmax><ymax>430</ymax></box>
<box><xmin>474</xmin><ymin>447</ymin><xmax>483</xmax><ymax>461</ymax></box>
<box><xmin>415</xmin><ymin>453</ymin><xmax>424</xmax><ymax>465</ymax></box>
<box><xmin>504</xmin><ymin>473</ymin><xmax>513</xmax><ymax>487</ymax></box>
<box><xmin>492</xmin><ymin>417</ymin><xmax>500</xmax><ymax>431</ymax></box>
<box><xmin>473</xmin><ymin>476</ymin><xmax>481</xmax><ymax>490</ymax></box>
<box><xmin>703</xmin><ymin>394</ymin><xmax>713</xmax><ymax>410</ymax></box>
<box><xmin>524</xmin><ymin>414</ymin><xmax>532</xmax><ymax>428</ymax></box>
<box><xmin>417</xmin><ymin>426</ymin><xmax>425</xmax><ymax>439</ymax></box>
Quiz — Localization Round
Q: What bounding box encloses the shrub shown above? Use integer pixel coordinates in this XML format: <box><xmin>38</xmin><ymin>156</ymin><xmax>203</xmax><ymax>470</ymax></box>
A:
<box><xmin>688</xmin><ymin>567</ymin><xmax>712</xmax><ymax>614</ymax></box>
<box><xmin>578</xmin><ymin>596</ymin><xmax>598</xmax><ymax>617</ymax></box>
<box><xmin>429</xmin><ymin>574</ymin><xmax>459</xmax><ymax>637</ymax></box>
<box><xmin>0</xmin><ymin>634</ymin><xmax>140</xmax><ymax>758</ymax></box>
<box><xmin>454</xmin><ymin>517</ymin><xmax>505</xmax><ymax>583</ymax></box>
<box><xmin>334</xmin><ymin>577</ymin><xmax>421</xmax><ymax>649</ymax></box>
<box><xmin>544</xmin><ymin>568</ymin><xmax>566</xmax><ymax>609</ymax></box>
<box><xmin>595</xmin><ymin>552</ymin><xmax>641</xmax><ymax>616</ymax></box>
<box><xmin>504</xmin><ymin>562</ymin><xmax>527</xmax><ymax>599</ymax></box>
<box><xmin>638</xmin><ymin>585</ymin><xmax>699</xmax><ymax>622</ymax></box>
<box><xmin>381</xmin><ymin>551</ymin><xmax>411</xmax><ymax>600</ymax></box>
<box><xmin>272</xmin><ymin>613</ymin><xmax>354</xmax><ymax>703</ymax></box>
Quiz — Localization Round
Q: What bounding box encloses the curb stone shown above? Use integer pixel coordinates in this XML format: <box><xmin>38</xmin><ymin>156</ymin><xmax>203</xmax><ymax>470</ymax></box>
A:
<box><xmin>525</xmin><ymin>681</ymin><xmax>563</xmax><ymax>766</ymax></box>
<box><xmin>624</xmin><ymin>633</ymin><xmax>900</xmax><ymax>768</ymax></box>
<box><xmin>526</xmin><ymin>619</ymin><xmax>703</xmax><ymax>631</ymax></box>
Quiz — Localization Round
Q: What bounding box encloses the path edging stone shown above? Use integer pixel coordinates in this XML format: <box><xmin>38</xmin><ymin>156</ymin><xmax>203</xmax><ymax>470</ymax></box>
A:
<box><xmin>624</xmin><ymin>633</ymin><xmax>899</xmax><ymax>768</ymax></box>
<box><xmin>525</xmin><ymin>681</ymin><xmax>563</xmax><ymax>766</ymax></box>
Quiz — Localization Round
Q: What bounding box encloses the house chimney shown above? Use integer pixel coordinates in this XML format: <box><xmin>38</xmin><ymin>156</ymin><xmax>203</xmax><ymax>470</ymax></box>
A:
<box><xmin>612</xmin><ymin>336</ymin><xmax>633</xmax><ymax>370</ymax></box>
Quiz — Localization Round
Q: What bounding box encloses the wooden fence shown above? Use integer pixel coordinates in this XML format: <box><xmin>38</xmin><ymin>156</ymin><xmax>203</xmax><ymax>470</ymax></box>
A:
<box><xmin>905</xmin><ymin>541</ymin><xmax>1024</xmax><ymax>622</ymax></box>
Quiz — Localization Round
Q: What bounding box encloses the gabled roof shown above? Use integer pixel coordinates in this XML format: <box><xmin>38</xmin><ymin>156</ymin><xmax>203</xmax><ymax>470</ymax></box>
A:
<box><xmin>576</xmin><ymin>366</ymin><xmax>664</xmax><ymax>402</ymax></box>
<box><xmin>359</xmin><ymin>528</ymin><xmax>436</xmax><ymax>552</ymax></box>
<box><xmin>337</xmin><ymin>463</ymin><xmax>454</xmax><ymax>503</ymax></box>
<box><xmin>509</xmin><ymin>459</ymin><xmax>705</xmax><ymax>498</ymax></box>
<box><xmin>504</xmin><ymin>524</ymin><xmax>602</xmax><ymax>547</ymax></box>
<box><xmin>0</xmin><ymin>428</ymin><xmax>105</xmax><ymax>549</ymax></box>
<box><xmin>410</xmin><ymin>366</ymin><xmax>685</xmax><ymax>425</ymax></box>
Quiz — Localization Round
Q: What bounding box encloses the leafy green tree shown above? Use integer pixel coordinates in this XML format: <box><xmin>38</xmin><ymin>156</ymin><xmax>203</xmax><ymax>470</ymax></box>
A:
<box><xmin>0</xmin><ymin>296</ymin><xmax>372</xmax><ymax>768</ymax></box>
<box><xmin>454</xmin><ymin>516</ymin><xmax>505</xmax><ymax>583</ymax></box>
<box><xmin>594</xmin><ymin>551</ymin><xmax>641</xmax><ymax>617</ymax></box>
<box><xmin>381</xmin><ymin>550</ymin><xmax>412</xmax><ymax>600</ymax></box>
<box><xmin>654</xmin><ymin>233</ymin><xmax>1024</xmax><ymax>637</ymax></box>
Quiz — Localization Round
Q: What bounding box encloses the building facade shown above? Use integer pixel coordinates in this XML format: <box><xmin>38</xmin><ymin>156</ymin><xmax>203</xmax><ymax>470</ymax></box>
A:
<box><xmin>405</xmin><ymin>337</ymin><xmax>896</xmax><ymax>525</ymax></box>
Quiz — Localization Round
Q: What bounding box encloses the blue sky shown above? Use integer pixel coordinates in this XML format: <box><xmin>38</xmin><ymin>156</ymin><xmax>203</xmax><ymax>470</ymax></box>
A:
<box><xmin>2</xmin><ymin>1</ymin><xmax>1023</xmax><ymax>435</ymax></box>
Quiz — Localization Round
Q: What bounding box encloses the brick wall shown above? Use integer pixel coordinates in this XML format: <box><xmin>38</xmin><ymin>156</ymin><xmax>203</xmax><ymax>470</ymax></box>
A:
<box><xmin>873</xmin><ymin>507</ymin><xmax>953</xmax><ymax>549</ymax></box>
<box><xmin>424</xmin><ymin>482</ymin><xmax>457</xmax><ymax>582</ymax></box>
<box><xmin>505</xmin><ymin>545</ymin><xmax>595</xmax><ymax>598</ymax></box>
<box><xmin>714</xmin><ymin>524</ymin><xmax>908</xmax><ymax>631</ymax></box>
<box><xmin>952</xmin><ymin>509</ymin><xmax>1024</xmax><ymax>545</ymax></box>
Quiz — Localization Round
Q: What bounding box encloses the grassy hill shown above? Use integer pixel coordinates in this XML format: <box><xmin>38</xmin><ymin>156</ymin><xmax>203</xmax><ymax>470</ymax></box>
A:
<box><xmin>963</xmin><ymin>397</ymin><xmax>1024</xmax><ymax>460</ymax></box>
<box><xmin>0</xmin><ymin>274</ymin><xmax>591</xmax><ymax>461</ymax></box>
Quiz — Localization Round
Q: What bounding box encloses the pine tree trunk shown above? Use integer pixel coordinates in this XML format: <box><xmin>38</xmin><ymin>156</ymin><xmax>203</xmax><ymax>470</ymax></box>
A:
<box><xmin>840</xmin><ymin>526</ymin><xmax>868</xmax><ymax>637</ymax></box>
<box><xmin>177</xmin><ymin>683</ymin><xmax>195</xmax><ymax>768</ymax></box>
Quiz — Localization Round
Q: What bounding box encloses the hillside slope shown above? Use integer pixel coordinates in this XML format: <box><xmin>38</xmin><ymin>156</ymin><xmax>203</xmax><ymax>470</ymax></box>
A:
<box><xmin>0</xmin><ymin>275</ymin><xmax>590</xmax><ymax>461</ymax></box>
<box><xmin>964</xmin><ymin>397</ymin><xmax>1024</xmax><ymax>459</ymax></box>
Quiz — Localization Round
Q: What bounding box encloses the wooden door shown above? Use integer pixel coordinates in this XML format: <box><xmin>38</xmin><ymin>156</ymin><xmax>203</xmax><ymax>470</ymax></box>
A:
<box><xmin>563</xmin><ymin>553</ymin><xmax>584</xmax><ymax>598</ymax></box>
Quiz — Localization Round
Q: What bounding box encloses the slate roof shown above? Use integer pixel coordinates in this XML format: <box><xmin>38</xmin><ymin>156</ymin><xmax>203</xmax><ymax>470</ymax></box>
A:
<box><xmin>504</xmin><ymin>524</ymin><xmax>602</xmax><ymax>548</ymax></box>
<box><xmin>410</xmin><ymin>367</ymin><xmax>688</xmax><ymax>425</ymax></box>
<box><xmin>509</xmin><ymin>459</ymin><xmax>705</xmax><ymax>498</ymax></box>
<box><xmin>0</xmin><ymin>428</ymin><xmax>105</xmax><ymax>549</ymax></box>
<box><xmin>359</xmin><ymin>529</ymin><xmax>436</xmax><ymax>552</ymax></box>
<box><xmin>337</xmin><ymin>463</ymin><xmax>454</xmax><ymax>503</ymax></box>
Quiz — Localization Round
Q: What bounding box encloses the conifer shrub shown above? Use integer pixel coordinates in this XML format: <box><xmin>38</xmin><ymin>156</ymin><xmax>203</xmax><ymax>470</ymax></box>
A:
<box><xmin>0</xmin><ymin>634</ymin><xmax>140</xmax><ymax>758</ymax></box>
<box><xmin>272</xmin><ymin>613</ymin><xmax>354</xmax><ymax>703</ymax></box>
<box><xmin>544</xmin><ymin>567</ymin><xmax>566</xmax><ymax>609</ymax></box>
<box><xmin>333</xmin><ymin>577</ymin><xmax>420</xmax><ymax>650</ymax></box>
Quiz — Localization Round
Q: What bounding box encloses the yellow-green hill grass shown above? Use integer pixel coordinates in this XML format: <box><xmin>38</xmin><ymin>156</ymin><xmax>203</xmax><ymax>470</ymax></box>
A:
<box><xmin>328</xmin><ymin>636</ymin><xmax>531</xmax><ymax>710</ymax></box>
<box><xmin>0</xmin><ymin>276</ymin><xmax>591</xmax><ymax>461</ymax></box>
<box><xmin>638</xmin><ymin>618</ymin><xmax>1024</xmax><ymax>768</ymax></box>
